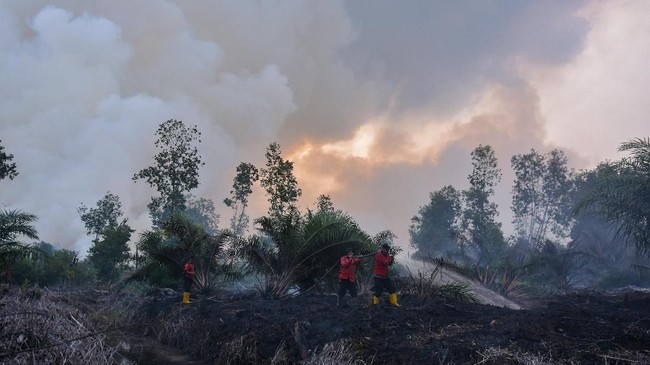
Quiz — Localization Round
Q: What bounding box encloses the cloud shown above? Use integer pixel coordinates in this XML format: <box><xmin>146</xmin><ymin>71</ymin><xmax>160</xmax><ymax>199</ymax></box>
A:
<box><xmin>529</xmin><ymin>0</ymin><xmax>650</xmax><ymax>165</ymax></box>
<box><xmin>341</xmin><ymin>1</ymin><xmax>588</xmax><ymax>116</ymax></box>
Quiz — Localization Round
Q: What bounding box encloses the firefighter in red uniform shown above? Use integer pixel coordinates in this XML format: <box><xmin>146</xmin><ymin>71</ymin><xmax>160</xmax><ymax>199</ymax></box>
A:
<box><xmin>372</xmin><ymin>243</ymin><xmax>400</xmax><ymax>306</ymax></box>
<box><xmin>182</xmin><ymin>258</ymin><xmax>195</xmax><ymax>304</ymax></box>
<box><xmin>338</xmin><ymin>249</ymin><xmax>361</xmax><ymax>306</ymax></box>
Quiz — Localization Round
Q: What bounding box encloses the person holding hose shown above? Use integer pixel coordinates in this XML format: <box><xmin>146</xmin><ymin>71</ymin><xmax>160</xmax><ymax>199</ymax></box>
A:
<box><xmin>338</xmin><ymin>248</ymin><xmax>361</xmax><ymax>306</ymax></box>
<box><xmin>372</xmin><ymin>243</ymin><xmax>400</xmax><ymax>307</ymax></box>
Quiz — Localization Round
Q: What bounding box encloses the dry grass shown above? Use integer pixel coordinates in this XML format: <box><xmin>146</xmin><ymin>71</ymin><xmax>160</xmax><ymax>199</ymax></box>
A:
<box><xmin>475</xmin><ymin>347</ymin><xmax>554</xmax><ymax>365</ymax></box>
<box><xmin>216</xmin><ymin>333</ymin><xmax>258</xmax><ymax>365</ymax></box>
<box><xmin>598</xmin><ymin>349</ymin><xmax>650</xmax><ymax>365</ymax></box>
<box><xmin>269</xmin><ymin>341</ymin><xmax>291</xmax><ymax>365</ymax></box>
<box><xmin>304</xmin><ymin>339</ymin><xmax>372</xmax><ymax>365</ymax></box>
<box><xmin>0</xmin><ymin>287</ymin><xmax>119</xmax><ymax>364</ymax></box>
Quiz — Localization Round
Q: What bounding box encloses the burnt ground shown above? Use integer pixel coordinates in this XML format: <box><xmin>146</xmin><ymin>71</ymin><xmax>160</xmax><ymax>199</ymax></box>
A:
<box><xmin>109</xmin><ymin>287</ymin><xmax>650</xmax><ymax>365</ymax></box>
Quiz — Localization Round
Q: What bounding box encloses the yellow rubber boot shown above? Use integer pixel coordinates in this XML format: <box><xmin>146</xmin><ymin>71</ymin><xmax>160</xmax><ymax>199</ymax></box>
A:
<box><xmin>372</xmin><ymin>296</ymin><xmax>380</xmax><ymax>305</ymax></box>
<box><xmin>182</xmin><ymin>292</ymin><xmax>190</xmax><ymax>304</ymax></box>
<box><xmin>389</xmin><ymin>293</ymin><xmax>401</xmax><ymax>307</ymax></box>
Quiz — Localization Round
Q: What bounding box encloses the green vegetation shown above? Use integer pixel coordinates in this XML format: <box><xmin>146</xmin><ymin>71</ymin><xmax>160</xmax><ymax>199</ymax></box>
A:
<box><xmin>132</xmin><ymin>119</ymin><xmax>205</xmax><ymax>228</ymax></box>
<box><xmin>224</xmin><ymin>162</ymin><xmax>259</xmax><ymax>237</ymax></box>
<box><xmin>409</xmin><ymin>139</ymin><xmax>650</xmax><ymax>297</ymax></box>
<box><xmin>0</xmin><ymin>140</ymin><xmax>18</xmax><ymax>181</ymax></box>
<box><xmin>133</xmin><ymin>212</ymin><xmax>235</xmax><ymax>291</ymax></box>
<box><xmin>0</xmin><ymin>209</ymin><xmax>40</xmax><ymax>283</ymax></box>
<box><xmin>575</xmin><ymin>138</ymin><xmax>650</xmax><ymax>255</ymax></box>
<box><xmin>459</xmin><ymin>145</ymin><xmax>506</xmax><ymax>265</ymax></box>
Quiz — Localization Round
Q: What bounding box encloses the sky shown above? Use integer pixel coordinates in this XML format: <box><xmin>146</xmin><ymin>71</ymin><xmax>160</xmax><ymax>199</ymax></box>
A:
<box><xmin>1</xmin><ymin>1</ymin><xmax>649</xmax><ymax>254</ymax></box>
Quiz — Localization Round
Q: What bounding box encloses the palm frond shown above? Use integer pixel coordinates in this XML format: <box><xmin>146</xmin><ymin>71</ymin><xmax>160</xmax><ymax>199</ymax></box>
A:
<box><xmin>0</xmin><ymin>209</ymin><xmax>39</xmax><ymax>242</ymax></box>
<box><xmin>573</xmin><ymin>140</ymin><xmax>650</xmax><ymax>256</ymax></box>
<box><xmin>238</xmin><ymin>235</ymin><xmax>278</xmax><ymax>276</ymax></box>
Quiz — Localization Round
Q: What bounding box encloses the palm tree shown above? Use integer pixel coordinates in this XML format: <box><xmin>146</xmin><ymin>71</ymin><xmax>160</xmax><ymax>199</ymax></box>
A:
<box><xmin>128</xmin><ymin>212</ymin><xmax>235</xmax><ymax>292</ymax></box>
<box><xmin>240</xmin><ymin>211</ymin><xmax>374</xmax><ymax>298</ymax></box>
<box><xmin>576</xmin><ymin>137</ymin><xmax>650</xmax><ymax>256</ymax></box>
<box><xmin>0</xmin><ymin>209</ymin><xmax>39</xmax><ymax>282</ymax></box>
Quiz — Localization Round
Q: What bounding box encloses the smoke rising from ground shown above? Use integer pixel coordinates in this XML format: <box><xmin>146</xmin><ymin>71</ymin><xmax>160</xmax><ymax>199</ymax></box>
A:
<box><xmin>1</xmin><ymin>1</ymin><xmax>647</xmax><ymax>253</ymax></box>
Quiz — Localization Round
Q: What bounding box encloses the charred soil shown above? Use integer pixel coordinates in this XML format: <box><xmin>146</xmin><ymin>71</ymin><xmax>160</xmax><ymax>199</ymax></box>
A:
<box><xmin>118</xmin><ymin>288</ymin><xmax>650</xmax><ymax>364</ymax></box>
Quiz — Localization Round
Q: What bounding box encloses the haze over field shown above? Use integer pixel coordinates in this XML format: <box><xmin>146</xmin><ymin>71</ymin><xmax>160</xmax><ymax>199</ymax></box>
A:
<box><xmin>1</xmin><ymin>1</ymin><xmax>649</xmax><ymax>253</ymax></box>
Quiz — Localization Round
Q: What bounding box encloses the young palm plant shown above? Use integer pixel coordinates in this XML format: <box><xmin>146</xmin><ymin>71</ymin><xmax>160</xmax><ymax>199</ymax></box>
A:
<box><xmin>575</xmin><ymin>138</ymin><xmax>650</xmax><ymax>256</ymax></box>
<box><xmin>192</xmin><ymin>230</ymin><xmax>237</xmax><ymax>292</ymax></box>
<box><xmin>128</xmin><ymin>213</ymin><xmax>235</xmax><ymax>292</ymax></box>
<box><xmin>0</xmin><ymin>209</ymin><xmax>40</xmax><ymax>283</ymax></box>
<box><xmin>240</xmin><ymin>211</ymin><xmax>373</xmax><ymax>298</ymax></box>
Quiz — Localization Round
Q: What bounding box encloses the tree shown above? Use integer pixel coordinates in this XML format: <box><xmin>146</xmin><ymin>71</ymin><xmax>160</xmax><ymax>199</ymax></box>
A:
<box><xmin>570</xmin><ymin>161</ymin><xmax>650</xmax><ymax>288</ymax></box>
<box><xmin>526</xmin><ymin>241</ymin><xmax>580</xmax><ymax>290</ymax></box>
<box><xmin>12</xmin><ymin>242</ymin><xmax>95</xmax><ymax>287</ymax></box>
<box><xmin>0</xmin><ymin>209</ymin><xmax>39</xmax><ymax>283</ymax></box>
<box><xmin>410</xmin><ymin>185</ymin><xmax>461</xmax><ymax>259</ymax></box>
<box><xmin>87</xmin><ymin>222</ymin><xmax>132</xmax><ymax>282</ymax></box>
<box><xmin>78</xmin><ymin>192</ymin><xmax>124</xmax><ymax>242</ymax></box>
<box><xmin>315</xmin><ymin>194</ymin><xmax>335</xmax><ymax>214</ymax></box>
<box><xmin>133</xmin><ymin>213</ymin><xmax>234</xmax><ymax>291</ymax></box>
<box><xmin>259</xmin><ymin>142</ymin><xmax>302</xmax><ymax>231</ymax></box>
<box><xmin>185</xmin><ymin>194</ymin><xmax>220</xmax><ymax>235</ymax></box>
<box><xmin>460</xmin><ymin>145</ymin><xmax>505</xmax><ymax>264</ymax></box>
<box><xmin>241</xmin><ymin>211</ymin><xmax>373</xmax><ymax>298</ymax></box>
<box><xmin>133</xmin><ymin>119</ymin><xmax>204</xmax><ymax>227</ymax></box>
<box><xmin>224</xmin><ymin>162</ymin><xmax>259</xmax><ymax>237</ymax></box>
<box><xmin>575</xmin><ymin>138</ymin><xmax>650</xmax><ymax>256</ymax></box>
<box><xmin>569</xmin><ymin>209</ymin><xmax>647</xmax><ymax>288</ymax></box>
<box><xmin>0</xmin><ymin>140</ymin><xmax>18</xmax><ymax>181</ymax></box>
<box><xmin>511</xmin><ymin>149</ymin><xmax>574</xmax><ymax>251</ymax></box>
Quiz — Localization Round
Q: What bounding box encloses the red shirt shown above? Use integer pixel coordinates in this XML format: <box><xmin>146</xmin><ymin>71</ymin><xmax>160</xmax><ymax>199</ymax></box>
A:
<box><xmin>183</xmin><ymin>262</ymin><xmax>196</xmax><ymax>279</ymax></box>
<box><xmin>339</xmin><ymin>256</ymin><xmax>361</xmax><ymax>282</ymax></box>
<box><xmin>373</xmin><ymin>252</ymin><xmax>393</xmax><ymax>277</ymax></box>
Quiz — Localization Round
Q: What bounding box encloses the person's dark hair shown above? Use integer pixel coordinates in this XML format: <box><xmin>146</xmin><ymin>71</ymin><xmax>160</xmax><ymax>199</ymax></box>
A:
<box><xmin>381</xmin><ymin>243</ymin><xmax>390</xmax><ymax>250</ymax></box>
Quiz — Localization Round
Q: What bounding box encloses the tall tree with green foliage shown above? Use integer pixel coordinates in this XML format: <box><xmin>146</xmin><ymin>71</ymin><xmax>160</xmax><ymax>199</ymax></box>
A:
<box><xmin>576</xmin><ymin>138</ymin><xmax>650</xmax><ymax>256</ymax></box>
<box><xmin>410</xmin><ymin>185</ymin><xmax>461</xmax><ymax>259</ymax></box>
<box><xmin>224</xmin><ymin>162</ymin><xmax>259</xmax><ymax>237</ymax></box>
<box><xmin>78</xmin><ymin>192</ymin><xmax>124</xmax><ymax>243</ymax></box>
<box><xmin>259</xmin><ymin>142</ymin><xmax>302</xmax><ymax>231</ymax></box>
<box><xmin>511</xmin><ymin>149</ymin><xmax>574</xmax><ymax>251</ymax></box>
<box><xmin>133</xmin><ymin>119</ymin><xmax>204</xmax><ymax>227</ymax></box>
<box><xmin>314</xmin><ymin>194</ymin><xmax>335</xmax><ymax>214</ymax></box>
<box><xmin>0</xmin><ymin>140</ymin><xmax>18</xmax><ymax>181</ymax></box>
<box><xmin>87</xmin><ymin>222</ymin><xmax>132</xmax><ymax>282</ymax></box>
<box><xmin>460</xmin><ymin>145</ymin><xmax>505</xmax><ymax>264</ymax></box>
